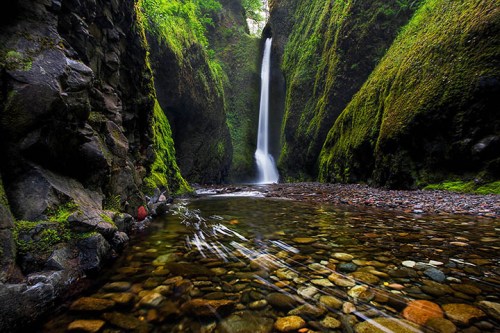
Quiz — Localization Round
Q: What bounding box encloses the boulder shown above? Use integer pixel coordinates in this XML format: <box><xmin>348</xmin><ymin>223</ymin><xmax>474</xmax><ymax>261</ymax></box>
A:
<box><xmin>113</xmin><ymin>213</ymin><xmax>133</xmax><ymax>232</ymax></box>
<box><xmin>45</xmin><ymin>245</ymin><xmax>78</xmax><ymax>271</ymax></box>
<box><xmin>110</xmin><ymin>231</ymin><xmax>129</xmax><ymax>251</ymax></box>
<box><xmin>70</xmin><ymin>297</ymin><xmax>116</xmax><ymax>312</ymax></box>
<box><xmin>77</xmin><ymin>233</ymin><xmax>112</xmax><ymax>274</ymax></box>
<box><xmin>67</xmin><ymin>319</ymin><xmax>105</xmax><ymax>333</ymax></box>
<box><xmin>477</xmin><ymin>301</ymin><xmax>500</xmax><ymax>321</ymax></box>
<box><xmin>354</xmin><ymin>317</ymin><xmax>422</xmax><ymax>333</ymax></box>
<box><xmin>7</xmin><ymin>167</ymin><xmax>102</xmax><ymax>222</ymax></box>
<box><xmin>266</xmin><ymin>293</ymin><xmax>299</xmax><ymax>311</ymax></box>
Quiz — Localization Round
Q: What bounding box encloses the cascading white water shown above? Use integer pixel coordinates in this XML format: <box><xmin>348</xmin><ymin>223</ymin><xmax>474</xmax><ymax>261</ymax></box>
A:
<box><xmin>255</xmin><ymin>38</ymin><xmax>279</xmax><ymax>184</ymax></box>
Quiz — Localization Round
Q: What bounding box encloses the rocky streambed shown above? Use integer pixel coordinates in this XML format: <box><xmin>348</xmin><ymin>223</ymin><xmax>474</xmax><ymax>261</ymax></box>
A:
<box><xmin>37</xmin><ymin>194</ymin><xmax>499</xmax><ymax>333</ymax></box>
<box><xmin>201</xmin><ymin>183</ymin><xmax>500</xmax><ymax>218</ymax></box>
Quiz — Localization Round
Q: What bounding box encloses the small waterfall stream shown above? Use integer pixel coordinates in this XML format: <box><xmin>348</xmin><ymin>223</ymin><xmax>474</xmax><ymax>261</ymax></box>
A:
<box><xmin>255</xmin><ymin>38</ymin><xmax>279</xmax><ymax>184</ymax></box>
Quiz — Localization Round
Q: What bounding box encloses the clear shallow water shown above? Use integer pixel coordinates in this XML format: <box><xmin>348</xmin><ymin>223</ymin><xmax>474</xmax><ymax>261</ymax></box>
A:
<box><xmin>40</xmin><ymin>196</ymin><xmax>499</xmax><ymax>332</ymax></box>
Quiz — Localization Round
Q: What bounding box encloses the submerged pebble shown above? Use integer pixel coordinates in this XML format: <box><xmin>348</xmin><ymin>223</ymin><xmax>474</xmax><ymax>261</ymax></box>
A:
<box><xmin>38</xmin><ymin>196</ymin><xmax>499</xmax><ymax>333</ymax></box>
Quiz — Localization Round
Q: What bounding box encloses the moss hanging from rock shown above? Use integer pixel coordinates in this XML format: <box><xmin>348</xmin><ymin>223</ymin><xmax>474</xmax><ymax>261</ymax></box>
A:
<box><xmin>319</xmin><ymin>0</ymin><xmax>500</xmax><ymax>189</ymax></box>
<box><xmin>143</xmin><ymin>100</ymin><xmax>191</xmax><ymax>194</ymax></box>
<box><xmin>207</xmin><ymin>0</ymin><xmax>261</xmax><ymax>181</ymax></box>
<box><xmin>277</xmin><ymin>0</ymin><xmax>417</xmax><ymax>180</ymax></box>
<box><xmin>138</xmin><ymin>0</ymin><xmax>233</xmax><ymax>184</ymax></box>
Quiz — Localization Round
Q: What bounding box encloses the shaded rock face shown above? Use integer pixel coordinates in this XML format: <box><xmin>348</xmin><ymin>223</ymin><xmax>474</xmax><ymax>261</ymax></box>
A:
<box><xmin>0</xmin><ymin>0</ymin><xmax>153</xmax><ymax>220</ymax></box>
<box><xmin>207</xmin><ymin>0</ymin><xmax>261</xmax><ymax>182</ymax></box>
<box><xmin>0</xmin><ymin>0</ymin><xmax>161</xmax><ymax>330</ymax></box>
<box><xmin>268</xmin><ymin>0</ymin><xmax>298</xmax><ymax>174</ymax></box>
<box><xmin>0</xmin><ymin>175</ymin><xmax>18</xmax><ymax>282</ymax></box>
<box><xmin>270</xmin><ymin>0</ymin><xmax>415</xmax><ymax>180</ymax></box>
<box><xmin>319</xmin><ymin>0</ymin><xmax>500</xmax><ymax>188</ymax></box>
<box><xmin>148</xmin><ymin>37</ymin><xmax>232</xmax><ymax>184</ymax></box>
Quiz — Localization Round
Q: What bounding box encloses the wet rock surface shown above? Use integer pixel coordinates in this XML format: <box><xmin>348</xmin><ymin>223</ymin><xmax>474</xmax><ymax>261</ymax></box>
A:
<box><xmin>35</xmin><ymin>196</ymin><xmax>499</xmax><ymax>332</ymax></box>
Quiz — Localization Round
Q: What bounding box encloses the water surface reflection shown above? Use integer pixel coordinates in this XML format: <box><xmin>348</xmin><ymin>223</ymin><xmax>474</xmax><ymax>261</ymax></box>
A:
<box><xmin>42</xmin><ymin>196</ymin><xmax>499</xmax><ymax>332</ymax></box>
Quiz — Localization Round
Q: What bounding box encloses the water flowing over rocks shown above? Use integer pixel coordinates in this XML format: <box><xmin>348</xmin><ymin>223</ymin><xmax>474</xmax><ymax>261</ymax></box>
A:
<box><xmin>32</xmin><ymin>195</ymin><xmax>499</xmax><ymax>332</ymax></box>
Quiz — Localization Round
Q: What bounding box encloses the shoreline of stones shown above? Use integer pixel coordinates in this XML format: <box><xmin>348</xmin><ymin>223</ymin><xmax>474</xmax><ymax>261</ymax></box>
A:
<box><xmin>197</xmin><ymin>182</ymin><xmax>499</xmax><ymax>218</ymax></box>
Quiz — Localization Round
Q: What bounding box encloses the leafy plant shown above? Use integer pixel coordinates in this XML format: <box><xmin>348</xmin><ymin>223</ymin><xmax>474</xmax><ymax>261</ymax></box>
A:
<box><xmin>242</xmin><ymin>0</ymin><xmax>264</xmax><ymax>21</ymax></box>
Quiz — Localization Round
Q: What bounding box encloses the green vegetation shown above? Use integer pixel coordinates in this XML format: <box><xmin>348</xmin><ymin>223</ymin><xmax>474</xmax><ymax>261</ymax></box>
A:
<box><xmin>1</xmin><ymin>50</ymin><xmax>32</xmax><ymax>71</ymax></box>
<box><xmin>103</xmin><ymin>194</ymin><xmax>121</xmax><ymax>212</ymax></box>
<box><xmin>319</xmin><ymin>0</ymin><xmax>500</xmax><ymax>188</ymax></box>
<box><xmin>242</xmin><ymin>0</ymin><xmax>263</xmax><ymax>21</ymax></box>
<box><xmin>425</xmin><ymin>181</ymin><xmax>500</xmax><ymax>195</ymax></box>
<box><xmin>279</xmin><ymin>0</ymin><xmax>416</xmax><ymax>180</ymax></box>
<box><xmin>99</xmin><ymin>213</ymin><xmax>115</xmax><ymax>225</ymax></box>
<box><xmin>138</xmin><ymin>0</ymin><xmax>226</xmax><ymax>96</ymax></box>
<box><xmin>216</xmin><ymin>32</ymin><xmax>260</xmax><ymax>180</ymax></box>
<box><xmin>13</xmin><ymin>202</ymin><xmax>79</xmax><ymax>254</ymax></box>
<box><xmin>45</xmin><ymin>201</ymin><xmax>79</xmax><ymax>223</ymax></box>
<box><xmin>134</xmin><ymin>1</ymin><xmax>192</xmax><ymax>191</ymax></box>
<box><xmin>143</xmin><ymin>100</ymin><xmax>191</xmax><ymax>194</ymax></box>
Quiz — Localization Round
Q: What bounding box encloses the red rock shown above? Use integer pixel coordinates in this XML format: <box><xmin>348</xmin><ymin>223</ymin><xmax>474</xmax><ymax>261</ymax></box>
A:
<box><xmin>403</xmin><ymin>300</ymin><xmax>444</xmax><ymax>325</ymax></box>
<box><xmin>137</xmin><ymin>206</ymin><xmax>148</xmax><ymax>220</ymax></box>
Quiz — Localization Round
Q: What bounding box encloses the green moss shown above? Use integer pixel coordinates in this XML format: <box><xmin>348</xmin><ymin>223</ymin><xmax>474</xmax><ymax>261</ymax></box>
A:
<box><xmin>319</xmin><ymin>0</ymin><xmax>500</xmax><ymax>187</ymax></box>
<box><xmin>143</xmin><ymin>100</ymin><xmax>191</xmax><ymax>194</ymax></box>
<box><xmin>424</xmin><ymin>181</ymin><xmax>475</xmax><ymax>193</ymax></box>
<box><xmin>137</xmin><ymin>0</ymin><xmax>225</xmax><ymax>97</ymax></box>
<box><xmin>279</xmin><ymin>0</ymin><xmax>416</xmax><ymax>179</ymax></box>
<box><xmin>14</xmin><ymin>221</ymin><xmax>63</xmax><ymax>254</ymax></box>
<box><xmin>45</xmin><ymin>201</ymin><xmax>79</xmax><ymax>223</ymax></box>
<box><xmin>476</xmin><ymin>181</ymin><xmax>500</xmax><ymax>195</ymax></box>
<box><xmin>424</xmin><ymin>180</ymin><xmax>500</xmax><ymax>195</ymax></box>
<box><xmin>99</xmin><ymin>213</ymin><xmax>115</xmax><ymax>225</ymax></box>
<box><xmin>12</xmin><ymin>201</ymin><xmax>82</xmax><ymax>254</ymax></box>
<box><xmin>214</xmin><ymin>31</ymin><xmax>260</xmax><ymax>180</ymax></box>
<box><xmin>1</xmin><ymin>50</ymin><xmax>32</xmax><ymax>71</ymax></box>
<box><xmin>103</xmin><ymin>195</ymin><xmax>121</xmax><ymax>212</ymax></box>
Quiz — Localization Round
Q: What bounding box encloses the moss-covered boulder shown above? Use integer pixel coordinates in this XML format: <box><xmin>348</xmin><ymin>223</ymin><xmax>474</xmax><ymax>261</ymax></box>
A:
<box><xmin>320</xmin><ymin>0</ymin><xmax>500</xmax><ymax>188</ymax></box>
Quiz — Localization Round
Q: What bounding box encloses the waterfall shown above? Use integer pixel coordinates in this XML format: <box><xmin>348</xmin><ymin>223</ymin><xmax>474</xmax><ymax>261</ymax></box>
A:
<box><xmin>255</xmin><ymin>38</ymin><xmax>279</xmax><ymax>184</ymax></box>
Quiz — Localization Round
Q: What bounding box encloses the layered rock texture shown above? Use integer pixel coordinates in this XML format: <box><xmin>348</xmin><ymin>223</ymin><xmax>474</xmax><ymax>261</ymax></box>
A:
<box><xmin>0</xmin><ymin>0</ymin><xmax>187</xmax><ymax>330</ymax></box>
<box><xmin>148</xmin><ymin>36</ymin><xmax>233</xmax><ymax>184</ymax></box>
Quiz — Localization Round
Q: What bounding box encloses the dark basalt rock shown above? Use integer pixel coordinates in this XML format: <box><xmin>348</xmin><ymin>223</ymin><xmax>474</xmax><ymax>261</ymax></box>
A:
<box><xmin>77</xmin><ymin>233</ymin><xmax>112</xmax><ymax>274</ymax></box>
<box><xmin>148</xmin><ymin>37</ymin><xmax>232</xmax><ymax>184</ymax></box>
<box><xmin>0</xmin><ymin>0</ymin><xmax>160</xmax><ymax>330</ymax></box>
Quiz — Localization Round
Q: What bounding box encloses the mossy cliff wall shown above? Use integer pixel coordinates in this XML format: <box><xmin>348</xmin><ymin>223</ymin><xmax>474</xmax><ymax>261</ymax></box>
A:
<box><xmin>319</xmin><ymin>0</ymin><xmax>500</xmax><ymax>188</ymax></box>
<box><xmin>0</xmin><ymin>0</ymin><xmax>187</xmax><ymax>329</ymax></box>
<box><xmin>208</xmin><ymin>0</ymin><xmax>261</xmax><ymax>182</ymax></box>
<box><xmin>140</xmin><ymin>0</ymin><xmax>233</xmax><ymax>184</ymax></box>
<box><xmin>270</xmin><ymin>0</ymin><xmax>416</xmax><ymax>181</ymax></box>
<box><xmin>0</xmin><ymin>0</ymin><xmax>187</xmax><ymax>222</ymax></box>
